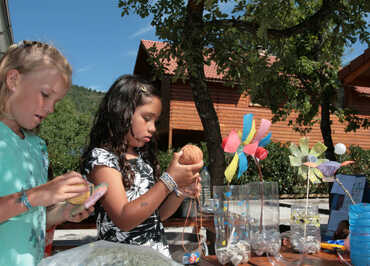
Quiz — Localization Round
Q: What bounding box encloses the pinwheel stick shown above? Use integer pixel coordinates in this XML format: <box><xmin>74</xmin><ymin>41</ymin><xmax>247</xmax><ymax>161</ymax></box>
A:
<box><xmin>334</xmin><ymin>177</ymin><xmax>356</xmax><ymax>205</ymax></box>
<box><xmin>253</xmin><ymin>157</ymin><xmax>264</xmax><ymax>233</ymax></box>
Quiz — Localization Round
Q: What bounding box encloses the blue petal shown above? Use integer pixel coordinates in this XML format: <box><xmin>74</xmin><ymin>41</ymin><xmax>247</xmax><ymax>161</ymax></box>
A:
<box><xmin>237</xmin><ymin>152</ymin><xmax>248</xmax><ymax>178</ymax></box>
<box><xmin>241</xmin><ymin>114</ymin><xmax>254</xmax><ymax>142</ymax></box>
<box><xmin>259</xmin><ymin>132</ymin><xmax>271</xmax><ymax>147</ymax></box>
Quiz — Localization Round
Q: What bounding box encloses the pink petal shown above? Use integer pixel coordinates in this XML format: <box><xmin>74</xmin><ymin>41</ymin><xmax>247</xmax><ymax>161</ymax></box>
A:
<box><xmin>253</xmin><ymin>119</ymin><xmax>271</xmax><ymax>143</ymax></box>
<box><xmin>243</xmin><ymin>142</ymin><xmax>259</xmax><ymax>156</ymax></box>
<box><xmin>223</xmin><ymin>129</ymin><xmax>241</xmax><ymax>153</ymax></box>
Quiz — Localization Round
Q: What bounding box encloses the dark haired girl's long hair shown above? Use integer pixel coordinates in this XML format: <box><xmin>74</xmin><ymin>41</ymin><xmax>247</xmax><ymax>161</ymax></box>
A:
<box><xmin>81</xmin><ymin>74</ymin><xmax>161</xmax><ymax>188</ymax></box>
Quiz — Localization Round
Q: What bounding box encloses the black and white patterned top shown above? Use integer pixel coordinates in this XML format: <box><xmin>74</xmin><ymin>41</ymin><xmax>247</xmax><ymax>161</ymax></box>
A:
<box><xmin>83</xmin><ymin>148</ymin><xmax>169</xmax><ymax>256</ymax></box>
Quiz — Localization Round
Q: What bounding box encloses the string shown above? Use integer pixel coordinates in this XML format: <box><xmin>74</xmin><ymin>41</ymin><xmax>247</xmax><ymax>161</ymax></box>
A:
<box><xmin>181</xmin><ymin>178</ymin><xmax>203</xmax><ymax>256</ymax></box>
<box><xmin>336</xmin><ymin>250</ymin><xmax>352</xmax><ymax>266</ymax></box>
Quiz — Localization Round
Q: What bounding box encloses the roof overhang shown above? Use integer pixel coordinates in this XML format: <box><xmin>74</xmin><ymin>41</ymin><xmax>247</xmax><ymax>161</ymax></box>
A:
<box><xmin>0</xmin><ymin>0</ymin><xmax>13</xmax><ymax>58</ymax></box>
<box><xmin>339</xmin><ymin>48</ymin><xmax>370</xmax><ymax>87</ymax></box>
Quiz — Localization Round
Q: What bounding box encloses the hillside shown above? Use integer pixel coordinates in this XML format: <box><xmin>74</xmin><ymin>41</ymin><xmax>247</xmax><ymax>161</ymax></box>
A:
<box><xmin>66</xmin><ymin>85</ymin><xmax>105</xmax><ymax>114</ymax></box>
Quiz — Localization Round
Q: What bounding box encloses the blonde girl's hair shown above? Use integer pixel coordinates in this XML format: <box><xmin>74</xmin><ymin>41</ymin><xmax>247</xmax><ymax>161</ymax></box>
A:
<box><xmin>0</xmin><ymin>40</ymin><xmax>72</xmax><ymax>119</ymax></box>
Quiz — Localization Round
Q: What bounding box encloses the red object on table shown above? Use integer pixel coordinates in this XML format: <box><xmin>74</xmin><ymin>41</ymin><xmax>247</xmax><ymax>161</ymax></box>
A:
<box><xmin>44</xmin><ymin>225</ymin><xmax>56</xmax><ymax>257</ymax></box>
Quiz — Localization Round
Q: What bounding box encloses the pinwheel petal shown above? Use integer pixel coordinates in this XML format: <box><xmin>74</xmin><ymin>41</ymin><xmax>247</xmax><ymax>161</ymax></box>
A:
<box><xmin>259</xmin><ymin>132</ymin><xmax>272</xmax><ymax>147</ymax></box>
<box><xmin>221</xmin><ymin>136</ymin><xmax>228</xmax><ymax>149</ymax></box>
<box><xmin>289</xmin><ymin>143</ymin><xmax>301</xmax><ymax>157</ymax></box>
<box><xmin>317</xmin><ymin>161</ymin><xmax>341</xmax><ymax>177</ymax></box>
<box><xmin>225</xmin><ymin>153</ymin><xmax>239</xmax><ymax>183</ymax></box>
<box><xmin>223</xmin><ymin>129</ymin><xmax>241</xmax><ymax>153</ymax></box>
<box><xmin>303</xmin><ymin>162</ymin><xmax>318</xmax><ymax>168</ymax></box>
<box><xmin>299</xmin><ymin>138</ymin><xmax>309</xmax><ymax>154</ymax></box>
<box><xmin>341</xmin><ymin>161</ymin><xmax>355</xmax><ymax>167</ymax></box>
<box><xmin>298</xmin><ymin>167</ymin><xmax>305</xmax><ymax>179</ymax></box>
<box><xmin>253</xmin><ymin>119</ymin><xmax>271</xmax><ymax>143</ymax></box>
<box><xmin>289</xmin><ymin>155</ymin><xmax>302</xmax><ymax>167</ymax></box>
<box><xmin>308</xmin><ymin>171</ymin><xmax>320</xmax><ymax>183</ymax></box>
<box><xmin>241</xmin><ymin>113</ymin><xmax>254</xmax><ymax>142</ymax></box>
<box><xmin>255</xmin><ymin>147</ymin><xmax>268</xmax><ymax>160</ymax></box>
<box><xmin>237</xmin><ymin>152</ymin><xmax>248</xmax><ymax>178</ymax></box>
<box><xmin>312</xmin><ymin>167</ymin><xmax>324</xmax><ymax>181</ymax></box>
<box><xmin>243</xmin><ymin>120</ymin><xmax>256</xmax><ymax>145</ymax></box>
<box><xmin>310</xmin><ymin>142</ymin><xmax>327</xmax><ymax>157</ymax></box>
<box><xmin>243</xmin><ymin>142</ymin><xmax>259</xmax><ymax>156</ymax></box>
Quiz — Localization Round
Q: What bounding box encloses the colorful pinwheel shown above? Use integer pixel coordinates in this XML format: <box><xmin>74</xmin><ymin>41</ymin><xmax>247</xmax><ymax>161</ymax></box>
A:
<box><xmin>288</xmin><ymin>137</ymin><xmax>327</xmax><ymax>183</ymax></box>
<box><xmin>222</xmin><ymin>113</ymin><xmax>272</xmax><ymax>183</ymax></box>
<box><xmin>303</xmin><ymin>143</ymin><xmax>354</xmax><ymax>181</ymax></box>
<box><xmin>302</xmin><ymin>143</ymin><xmax>356</xmax><ymax>204</ymax></box>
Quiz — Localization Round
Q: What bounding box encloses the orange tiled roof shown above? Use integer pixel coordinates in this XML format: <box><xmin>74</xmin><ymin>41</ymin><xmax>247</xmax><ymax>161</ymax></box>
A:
<box><xmin>141</xmin><ymin>40</ymin><xmax>369</xmax><ymax>96</ymax></box>
<box><xmin>141</xmin><ymin>40</ymin><xmax>225</xmax><ymax>80</ymax></box>
<box><xmin>354</xmin><ymin>86</ymin><xmax>370</xmax><ymax>95</ymax></box>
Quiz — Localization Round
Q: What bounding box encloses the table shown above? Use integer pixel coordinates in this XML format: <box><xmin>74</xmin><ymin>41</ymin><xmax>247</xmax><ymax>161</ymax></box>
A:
<box><xmin>200</xmin><ymin>250</ymin><xmax>351</xmax><ymax>266</ymax></box>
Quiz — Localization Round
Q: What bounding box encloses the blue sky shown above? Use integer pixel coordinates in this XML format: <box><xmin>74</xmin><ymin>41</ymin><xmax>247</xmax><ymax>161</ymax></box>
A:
<box><xmin>9</xmin><ymin>1</ymin><xmax>368</xmax><ymax>92</ymax></box>
<box><xmin>9</xmin><ymin>1</ymin><xmax>159</xmax><ymax>91</ymax></box>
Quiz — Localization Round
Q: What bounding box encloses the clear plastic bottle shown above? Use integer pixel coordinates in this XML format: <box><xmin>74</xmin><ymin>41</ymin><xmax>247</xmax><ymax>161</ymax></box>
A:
<box><xmin>290</xmin><ymin>204</ymin><xmax>321</xmax><ymax>254</ymax></box>
<box><xmin>199</xmin><ymin>166</ymin><xmax>211</xmax><ymax>208</ymax></box>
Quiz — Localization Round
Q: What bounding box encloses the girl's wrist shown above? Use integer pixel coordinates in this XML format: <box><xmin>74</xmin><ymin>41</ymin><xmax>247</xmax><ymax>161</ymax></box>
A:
<box><xmin>159</xmin><ymin>172</ymin><xmax>182</xmax><ymax>197</ymax></box>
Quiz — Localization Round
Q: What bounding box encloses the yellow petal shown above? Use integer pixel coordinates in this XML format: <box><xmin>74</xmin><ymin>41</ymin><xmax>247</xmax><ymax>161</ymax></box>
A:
<box><xmin>225</xmin><ymin>153</ymin><xmax>239</xmax><ymax>183</ymax></box>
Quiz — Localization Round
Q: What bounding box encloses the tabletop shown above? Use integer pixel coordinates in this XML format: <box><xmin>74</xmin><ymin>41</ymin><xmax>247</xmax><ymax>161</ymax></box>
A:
<box><xmin>199</xmin><ymin>250</ymin><xmax>351</xmax><ymax>266</ymax></box>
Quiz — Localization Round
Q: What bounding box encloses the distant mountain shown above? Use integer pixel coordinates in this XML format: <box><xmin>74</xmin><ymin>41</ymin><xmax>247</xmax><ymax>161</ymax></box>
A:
<box><xmin>66</xmin><ymin>85</ymin><xmax>105</xmax><ymax>114</ymax></box>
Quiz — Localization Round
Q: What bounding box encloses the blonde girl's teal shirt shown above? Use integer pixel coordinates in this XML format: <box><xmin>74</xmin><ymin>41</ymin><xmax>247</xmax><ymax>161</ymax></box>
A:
<box><xmin>0</xmin><ymin>122</ymin><xmax>49</xmax><ymax>266</ymax></box>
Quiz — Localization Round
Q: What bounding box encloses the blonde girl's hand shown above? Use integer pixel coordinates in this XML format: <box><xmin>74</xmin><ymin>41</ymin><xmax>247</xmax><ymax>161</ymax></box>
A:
<box><xmin>166</xmin><ymin>151</ymin><xmax>204</xmax><ymax>188</ymax></box>
<box><xmin>32</xmin><ymin>171</ymin><xmax>89</xmax><ymax>207</ymax></box>
<box><xmin>47</xmin><ymin>202</ymin><xmax>94</xmax><ymax>226</ymax></box>
<box><xmin>62</xmin><ymin>203</ymin><xmax>94</xmax><ymax>223</ymax></box>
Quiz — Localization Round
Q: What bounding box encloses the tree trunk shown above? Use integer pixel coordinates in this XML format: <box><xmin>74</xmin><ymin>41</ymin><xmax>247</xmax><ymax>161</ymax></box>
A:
<box><xmin>320</xmin><ymin>91</ymin><xmax>336</xmax><ymax>210</ymax></box>
<box><xmin>184</xmin><ymin>0</ymin><xmax>226</xmax><ymax>187</ymax></box>
<box><xmin>320</xmin><ymin>97</ymin><xmax>336</xmax><ymax>161</ymax></box>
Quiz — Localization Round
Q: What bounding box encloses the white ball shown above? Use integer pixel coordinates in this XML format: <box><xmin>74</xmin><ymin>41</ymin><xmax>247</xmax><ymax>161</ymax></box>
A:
<box><xmin>334</xmin><ymin>143</ymin><xmax>346</xmax><ymax>155</ymax></box>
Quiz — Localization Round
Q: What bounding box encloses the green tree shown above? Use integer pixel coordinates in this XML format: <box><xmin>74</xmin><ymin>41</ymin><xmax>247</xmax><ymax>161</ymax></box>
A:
<box><xmin>39</xmin><ymin>97</ymin><xmax>92</xmax><ymax>177</ymax></box>
<box><xmin>119</xmin><ymin>0</ymin><xmax>369</xmax><ymax>185</ymax></box>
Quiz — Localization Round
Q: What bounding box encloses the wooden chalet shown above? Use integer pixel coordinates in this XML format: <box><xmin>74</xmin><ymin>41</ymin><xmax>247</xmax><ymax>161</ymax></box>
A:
<box><xmin>133</xmin><ymin>40</ymin><xmax>370</xmax><ymax>150</ymax></box>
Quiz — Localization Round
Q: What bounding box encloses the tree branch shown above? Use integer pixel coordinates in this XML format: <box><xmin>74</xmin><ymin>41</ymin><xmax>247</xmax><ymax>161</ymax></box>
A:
<box><xmin>205</xmin><ymin>0</ymin><xmax>339</xmax><ymax>39</ymax></box>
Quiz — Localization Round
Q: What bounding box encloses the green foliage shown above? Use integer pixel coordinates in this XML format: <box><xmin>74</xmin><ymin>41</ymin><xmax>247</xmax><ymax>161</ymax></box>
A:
<box><xmin>338</xmin><ymin>145</ymin><xmax>370</xmax><ymax>181</ymax></box>
<box><xmin>68</xmin><ymin>85</ymin><xmax>105</xmax><ymax>114</ymax></box>
<box><xmin>39</xmin><ymin>85</ymin><xmax>104</xmax><ymax>177</ymax></box>
<box><xmin>118</xmin><ymin>0</ymin><xmax>369</xmax><ymax>186</ymax></box>
<box><xmin>158</xmin><ymin>148</ymin><xmax>174</xmax><ymax>173</ymax></box>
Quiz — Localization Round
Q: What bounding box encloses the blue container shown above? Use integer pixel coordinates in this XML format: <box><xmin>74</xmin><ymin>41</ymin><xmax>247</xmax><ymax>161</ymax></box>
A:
<box><xmin>349</xmin><ymin>203</ymin><xmax>370</xmax><ymax>266</ymax></box>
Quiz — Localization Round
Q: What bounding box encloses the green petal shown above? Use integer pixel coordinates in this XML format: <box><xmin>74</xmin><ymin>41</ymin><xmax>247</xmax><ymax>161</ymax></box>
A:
<box><xmin>316</xmin><ymin>159</ymin><xmax>329</xmax><ymax>165</ymax></box>
<box><xmin>310</xmin><ymin>142</ymin><xmax>327</xmax><ymax>157</ymax></box>
<box><xmin>289</xmin><ymin>155</ymin><xmax>302</xmax><ymax>167</ymax></box>
<box><xmin>299</xmin><ymin>138</ymin><xmax>309</xmax><ymax>155</ymax></box>
<box><xmin>308</xmin><ymin>171</ymin><xmax>320</xmax><ymax>183</ymax></box>
<box><xmin>289</xmin><ymin>143</ymin><xmax>301</xmax><ymax>157</ymax></box>
<box><xmin>298</xmin><ymin>167</ymin><xmax>306</xmax><ymax>180</ymax></box>
<box><xmin>312</xmin><ymin>168</ymin><xmax>324</xmax><ymax>182</ymax></box>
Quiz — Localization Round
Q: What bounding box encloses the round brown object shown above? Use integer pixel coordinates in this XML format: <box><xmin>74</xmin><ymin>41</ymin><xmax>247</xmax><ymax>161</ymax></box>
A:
<box><xmin>67</xmin><ymin>183</ymin><xmax>94</xmax><ymax>205</ymax></box>
<box><xmin>179</xmin><ymin>144</ymin><xmax>203</xmax><ymax>165</ymax></box>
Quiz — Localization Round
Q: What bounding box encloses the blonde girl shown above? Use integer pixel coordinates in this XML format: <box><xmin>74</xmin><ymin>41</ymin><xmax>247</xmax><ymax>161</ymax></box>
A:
<box><xmin>0</xmin><ymin>41</ymin><xmax>93</xmax><ymax>265</ymax></box>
